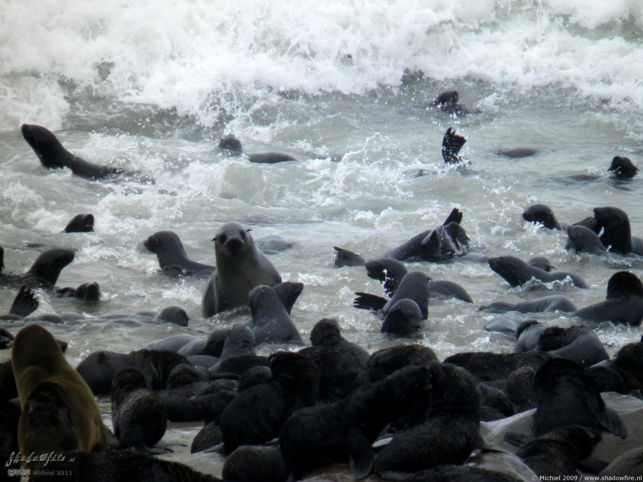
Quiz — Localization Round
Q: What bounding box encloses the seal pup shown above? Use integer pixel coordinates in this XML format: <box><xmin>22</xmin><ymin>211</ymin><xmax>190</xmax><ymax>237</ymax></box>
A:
<box><xmin>110</xmin><ymin>368</ymin><xmax>167</xmax><ymax>448</ymax></box>
<box><xmin>63</xmin><ymin>213</ymin><xmax>94</xmax><ymax>233</ymax></box>
<box><xmin>441</xmin><ymin>127</ymin><xmax>467</xmax><ymax>163</ymax></box>
<box><xmin>21</xmin><ymin>124</ymin><xmax>129</xmax><ymax>180</ymax></box>
<box><xmin>488</xmin><ymin>255</ymin><xmax>587</xmax><ymax>288</ymax></box>
<box><xmin>310</xmin><ymin>318</ymin><xmax>370</xmax><ymax>368</ymax></box>
<box><xmin>144</xmin><ymin>231</ymin><xmax>215</xmax><ymax>277</ymax></box>
<box><xmin>202</xmin><ymin>222</ymin><xmax>282</xmax><ymax>317</ymax></box>
<box><xmin>594</xmin><ymin>206</ymin><xmax>643</xmax><ymax>255</ymax></box>
<box><xmin>373</xmin><ymin>362</ymin><xmax>482</xmax><ymax>475</ymax></box>
<box><xmin>531</xmin><ymin>358</ymin><xmax>626</xmax><ymax>440</ymax></box>
<box><xmin>365</xmin><ymin>257</ymin><xmax>473</xmax><ymax>302</ymax></box>
<box><xmin>12</xmin><ymin>324</ymin><xmax>107</xmax><ymax>457</ymax></box>
<box><xmin>219</xmin><ymin>134</ymin><xmax>297</xmax><ymax>164</ymax></box>
<box><xmin>608</xmin><ymin>155</ymin><xmax>638</xmax><ymax>180</ymax></box>
<box><xmin>368</xmin><ymin>344</ymin><xmax>438</xmax><ymax>382</ymax></box>
<box><xmin>279</xmin><ymin>365</ymin><xmax>434</xmax><ymax>480</ymax></box>
<box><xmin>219</xmin><ymin>351</ymin><xmax>319</xmax><ymax>454</ymax></box>
<box><xmin>0</xmin><ymin>247</ymin><xmax>74</xmax><ymax>289</ymax></box>
<box><xmin>223</xmin><ymin>445</ymin><xmax>289</xmax><ymax>482</ymax></box>
<box><xmin>444</xmin><ymin>351</ymin><xmax>551</xmax><ymax>382</ymax></box>
<box><xmin>575</xmin><ymin>271</ymin><xmax>643</xmax><ymax>326</ymax></box>
<box><xmin>248</xmin><ymin>284</ymin><xmax>303</xmax><ymax>345</ymax></box>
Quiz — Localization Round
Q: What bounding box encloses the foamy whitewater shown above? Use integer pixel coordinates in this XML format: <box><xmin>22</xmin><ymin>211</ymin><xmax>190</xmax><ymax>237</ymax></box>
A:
<box><xmin>1</xmin><ymin>0</ymin><xmax>642</xmax><ymax>476</ymax></box>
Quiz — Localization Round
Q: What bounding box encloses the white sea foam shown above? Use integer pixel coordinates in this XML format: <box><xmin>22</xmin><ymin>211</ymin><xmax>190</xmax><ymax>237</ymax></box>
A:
<box><xmin>1</xmin><ymin>0</ymin><xmax>641</xmax><ymax>130</ymax></box>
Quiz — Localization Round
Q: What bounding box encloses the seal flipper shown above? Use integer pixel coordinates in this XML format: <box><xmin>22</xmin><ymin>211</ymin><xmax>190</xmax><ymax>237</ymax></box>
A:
<box><xmin>272</xmin><ymin>281</ymin><xmax>304</xmax><ymax>314</ymax></box>
<box><xmin>10</xmin><ymin>285</ymin><xmax>38</xmax><ymax>317</ymax></box>
<box><xmin>202</xmin><ymin>272</ymin><xmax>216</xmax><ymax>318</ymax></box>
<box><xmin>353</xmin><ymin>293</ymin><xmax>388</xmax><ymax>312</ymax></box>
<box><xmin>443</xmin><ymin>207</ymin><xmax>463</xmax><ymax>225</ymax></box>
<box><xmin>347</xmin><ymin>431</ymin><xmax>375</xmax><ymax>480</ymax></box>
<box><xmin>441</xmin><ymin>127</ymin><xmax>467</xmax><ymax>164</ymax></box>
<box><xmin>599</xmin><ymin>407</ymin><xmax>627</xmax><ymax>439</ymax></box>
<box><xmin>334</xmin><ymin>247</ymin><xmax>365</xmax><ymax>267</ymax></box>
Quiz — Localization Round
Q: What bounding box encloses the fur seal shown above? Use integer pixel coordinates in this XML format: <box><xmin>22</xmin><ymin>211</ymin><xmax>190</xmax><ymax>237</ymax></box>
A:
<box><xmin>0</xmin><ymin>247</ymin><xmax>74</xmax><ymax>289</ymax></box>
<box><xmin>223</xmin><ymin>445</ymin><xmax>289</xmax><ymax>482</ymax></box>
<box><xmin>219</xmin><ymin>134</ymin><xmax>296</xmax><ymax>164</ymax></box>
<box><xmin>532</xmin><ymin>358</ymin><xmax>626</xmax><ymax>439</ymax></box>
<box><xmin>110</xmin><ymin>368</ymin><xmax>167</xmax><ymax>448</ymax></box>
<box><xmin>386</xmin><ymin>208</ymin><xmax>469</xmax><ymax>262</ymax></box>
<box><xmin>11</xmin><ymin>324</ymin><xmax>107</xmax><ymax>458</ymax></box>
<box><xmin>480</xmin><ymin>295</ymin><xmax>577</xmax><ymax>314</ymax></box>
<box><xmin>380</xmin><ymin>298</ymin><xmax>424</xmax><ymax>336</ymax></box>
<box><xmin>430</xmin><ymin>90</ymin><xmax>474</xmax><ymax>116</ymax></box>
<box><xmin>522</xmin><ymin>204</ymin><xmax>562</xmax><ymax>230</ymax></box>
<box><xmin>516</xmin><ymin>425</ymin><xmax>602</xmax><ymax>477</ymax></box>
<box><xmin>279</xmin><ymin>365</ymin><xmax>434</xmax><ymax>480</ymax></box>
<box><xmin>219</xmin><ymin>351</ymin><xmax>319</xmax><ymax>454</ymax></box>
<box><xmin>21</xmin><ymin>124</ymin><xmax>128</xmax><ymax>180</ymax></box>
<box><xmin>575</xmin><ymin>271</ymin><xmax>643</xmax><ymax>325</ymax></box>
<box><xmin>608</xmin><ymin>155</ymin><xmax>638</xmax><ymax>180</ymax></box>
<box><xmin>444</xmin><ymin>351</ymin><xmax>552</xmax><ymax>382</ymax></box>
<box><xmin>497</xmin><ymin>148</ymin><xmax>538</xmax><ymax>158</ymax></box>
<box><xmin>144</xmin><ymin>231</ymin><xmax>215</xmax><ymax>277</ymax></box>
<box><xmin>355</xmin><ymin>270</ymin><xmax>430</xmax><ymax>318</ymax></box>
<box><xmin>310</xmin><ymin>318</ymin><xmax>370</xmax><ymax>367</ymax></box>
<box><xmin>488</xmin><ymin>255</ymin><xmax>587</xmax><ymax>288</ymax></box>
<box><xmin>373</xmin><ymin>362</ymin><xmax>482</xmax><ymax>475</ymax></box>
<box><xmin>368</xmin><ymin>344</ymin><xmax>438</xmax><ymax>382</ymax></box>
<box><xmin>365</xmin><ymin>257</ymin><xmax>473</xmax><ymax>302</ymax></box>
<box><xmin>594</xmin><ymin>206</ymin><xmax>643</xmax><ymax>255</ymax></box>
<box><xmin>202</xmin><ymin>222</ymin><xmax>282</xmax><ymax>317</ymax></box>
<box><xmin>565</xmin><ymin>224</ymin><xmax>607</xmax><ymax>254</ymax></box>
<box><xmin>248</xmin><ymin>284</ymin><xmax>303</xmax><ymax>344</ymax></box>
<box><xmin>442</xmin><ymin>127</ymin><xmax>467</xmax><ymax>163</ymax></box>
<box><xmin>64</xmin><ymin>213</ymin><xmax>95</xmax><ymax>233</ymax></box>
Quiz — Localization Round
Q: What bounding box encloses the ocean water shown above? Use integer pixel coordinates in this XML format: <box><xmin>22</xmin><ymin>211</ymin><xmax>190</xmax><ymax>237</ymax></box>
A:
<box><xmin>1</xmin><ymin>0</ymin><xmax>642</xmax><ymax>474</ymax></box>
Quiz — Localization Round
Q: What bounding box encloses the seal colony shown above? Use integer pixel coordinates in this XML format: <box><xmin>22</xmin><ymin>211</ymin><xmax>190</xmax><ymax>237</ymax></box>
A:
<box><xmin>2</xmin><ymin>97</ymin><xmax>642</xmax><ymax>480</ymax></box>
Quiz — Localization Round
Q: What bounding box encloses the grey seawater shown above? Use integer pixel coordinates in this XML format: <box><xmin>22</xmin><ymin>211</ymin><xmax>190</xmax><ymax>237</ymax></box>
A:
<box><xmin>0</xmin><ymin>79</ymin><xmax>641</xmax><ymax>475</ymax></box>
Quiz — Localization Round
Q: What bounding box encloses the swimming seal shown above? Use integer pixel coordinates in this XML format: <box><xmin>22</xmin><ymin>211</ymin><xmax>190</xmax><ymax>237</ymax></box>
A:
<box><xmin>21</xmin><ymin>124</ymin><xmax>128</xmax><ymax>180</ymax></box>
<box><xmin>497</xmin><ymin>148</ymin><xmax>538</xmax><ymax>158</ymax></box>
<box><xmin>608</xmin><ymin>156</ymin><xmax>638</xmax><ymax>180</ymax></box>
<box><xmin>430</xmin><ymin>90</ymin><xmax>474</xmax><ymax>116</ymax></box>
<box><xmin>279</xmin><ymin>365</ymin><xmax>434</xmax><ymax>480</ymax></box>
<box><xmin>219</xmin><ymin>134</ymin><xmax>297</xmax><ymax>164</ymax></box>
<box><xmin>110</xmin><ymin>368</ymin><xmax>167</xmax><ymax>448</ymax></box>
<box><xmin>64</xmin><ymin>213</ymin><xmax>94</xmax><ymax>233</ymax></box>
<box><xmin>565</xmin><ymin>225</ymin><xmax>607</xmax><ymax>255</ymax></box>
<box><xmin>202</xmin><ymin>222</ymin><xmax>282</xmax><ymax>317</ymax></box>
<box><xmin>0</xmin><ymin>247</ymin><xmax>75</xmax><ymax>289</ymax></box>
<box><xmin>480</xmin><ymin>294</ymin><xmax>577</xmax><ymax>314</ymax></box>
<box><xmin>488</xmin><ymin>255</ymin><xmax>587</xmax><ymax>288</ymax></box>
<box><xmin>364</xmin><ymin>257</ymin><xmax>473</xmax><ymax>302</ymax></box>
<box><xmin>575</xmin><ymin>271</ymin><xmax>643</xmax><ymax>326</ymax></box>
<box><xmin>594</xmin><ymin>206</ymin><xmax>643</xmax><ymax>255</ymax></box>
<box><xmin>12</xmin><ymin>324</ymin><xmax>107</xmax><ymax>460</ymax></box>
<box><xmin>144</xmin><ymin>231</ymin><xmax>215</xmax><ymax>277</ymax></box>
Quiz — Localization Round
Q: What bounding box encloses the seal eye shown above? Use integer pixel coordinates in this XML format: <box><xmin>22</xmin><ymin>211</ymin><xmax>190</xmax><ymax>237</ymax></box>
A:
<box><xmin>217</xmin><ymin>234</ymin><xmax>227</xmax><ymax>244</ymax></box>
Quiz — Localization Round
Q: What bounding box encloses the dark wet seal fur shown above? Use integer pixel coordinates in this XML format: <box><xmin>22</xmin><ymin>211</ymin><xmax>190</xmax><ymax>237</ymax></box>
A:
<box><xmin>219</xmin><ymin>134</ymin><xmax>297</xmax><ymax>164</ymax></box>
<box><xmin>575</xmin><ymin>271</ymin><xmax>643</xmax><ymax>326</ymax></box>
<box><xmin>21</xmin><ymin>123</ymin><xmax>130</xmax><ymax>180</ymax></box>
<box><xmin>144</xmin><ymin>230</ymin><xmax>215</xmax><ymax>277</ymax></box>
<box><xmin>64</xmin><ymin>213</ymin><xmax>94</xmax><ymax>233</ymax></box>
